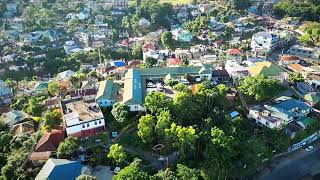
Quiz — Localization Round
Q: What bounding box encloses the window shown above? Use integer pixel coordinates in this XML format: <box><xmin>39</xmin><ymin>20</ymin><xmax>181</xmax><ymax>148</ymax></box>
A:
<box><xmin>99</xmin><ymin>120</ymin><xmax>101</xmax><ymax>124</ymax></box>
<box><xmin>82</xmin><ymin>124</ymin><xmax>85</xmax><ymax>128</ymax></box>
<box><xmin>87</xmin><ymin>123</ymin><xmax>89</xmax><ymax>127</ymax></box>
<box><xmin>95</xmin><ymin>121</ymin><xmax>97</xmax><ymax>125</ymax></box>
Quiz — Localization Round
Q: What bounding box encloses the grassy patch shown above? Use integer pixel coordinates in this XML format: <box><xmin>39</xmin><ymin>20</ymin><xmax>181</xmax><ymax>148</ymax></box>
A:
<box><xmin>118</xmin><ymin>130</ymin><xmax>149</xmax><ymax>151</ymax></box>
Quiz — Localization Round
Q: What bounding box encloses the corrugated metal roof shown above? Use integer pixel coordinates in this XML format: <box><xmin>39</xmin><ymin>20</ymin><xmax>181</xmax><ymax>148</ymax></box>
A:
<box><xmin>123</xmin><ymin>64</ymin><xmax>213</xmax><ymax>105</ymax></box>
<box><xmin>96</xmin><ymin>80</ymin><xmax>118</xmax><ymax>101</ymax></box>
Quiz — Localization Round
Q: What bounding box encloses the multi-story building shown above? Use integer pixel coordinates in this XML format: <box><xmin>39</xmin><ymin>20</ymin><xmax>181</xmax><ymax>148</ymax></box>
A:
<box><xmin>288</xmin><ymin>45</ymin><xmax>320</xmax><ymax>60</ymax></box>
<box><xmin>248</xmin><ymin>96</ymin><xmax>310</xmax><ymax>129</ymax></box>
<box><xmin>251</xmin><ymin>31</ymin><xmax>280</xmax><ymax>52</ymax></box>
<box><xmin>85</xmin><ymin>0</ymin><xmax>128</xmax><ymax>11</ymax></box>
<box><xmin>0</xmin><ymin>80</ymin><xmax>12</xmax><ymax>105</ymax></box>
<box><xmin>62</xmin><ymin>100</ymin><xmax>105</xmax><ymax>137</ymax></box>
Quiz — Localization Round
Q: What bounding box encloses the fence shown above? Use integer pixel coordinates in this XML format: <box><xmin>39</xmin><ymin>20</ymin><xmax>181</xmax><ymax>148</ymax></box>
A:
<box><xmin>289</xmin><ymin>130</ymin><xmax>320</xmax><ymax>152</ymax></box>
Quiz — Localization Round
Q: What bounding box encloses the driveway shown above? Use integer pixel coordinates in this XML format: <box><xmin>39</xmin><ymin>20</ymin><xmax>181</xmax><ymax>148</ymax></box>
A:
<box><xmin>259</xmin><ymin>145</ymin><xmax>320</xmax><ymax>180</ymax></box>
<box><xmin>92</xmin><ymin>166</ymin><xmax>113</xmax><ymax>180</ymax></box>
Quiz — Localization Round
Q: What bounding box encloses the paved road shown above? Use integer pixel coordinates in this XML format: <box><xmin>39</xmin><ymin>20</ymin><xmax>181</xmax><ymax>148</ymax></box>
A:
<box><xmin>260</xmin><ymin>146</ymin><xmax>320</xmax><ymax>180</ymax></box>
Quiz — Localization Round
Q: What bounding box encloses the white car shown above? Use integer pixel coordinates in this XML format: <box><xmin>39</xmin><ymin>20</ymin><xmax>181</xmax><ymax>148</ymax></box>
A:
<box><xmin>305</xmin><ymin>146</ymin><xmax>314</xmax><ymax>152</ymax></box>
<box><xmin>114</xmin><ymin>167</ymin><xmax>121</xmax><ymax>174</ymax></box>
<box><xmin>147</xmin><ymin>82</ymin><xmax>156</xmax><ymax>88</ymax></box>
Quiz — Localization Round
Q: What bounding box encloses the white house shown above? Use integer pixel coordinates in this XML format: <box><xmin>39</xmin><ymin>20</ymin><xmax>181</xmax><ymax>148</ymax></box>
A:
<box><xmin>288</xmin><ymin>45</ymin><xmax>320</xmax><ymax>60</ymax></box>
<box><xmin>56</xmin><ymin>70</ymin><xmax>75</xmax><ymax>81</ymax></box>
<box><xmin>0</xmin><ymin>80</ymin><xmax>12</xmax><ymax>105</ymax></box>
<box><xmin>225</xmin><ymin>60</ymin><xmax>249</xmax><ymax>77</ymax></box>
<box><xmin>63</xmin><ymin>100</ymin><xmax>105</xmax><ymax>137</ymax></box>
<box><xmin>251</xmin><ymin>31</ymin><xmax>280</xmax><ymax>52</ymax></box>
<box><xmin>248</xmin><ymin>106</ymin><xmax>285</xmax><ymax>129</ymax></box>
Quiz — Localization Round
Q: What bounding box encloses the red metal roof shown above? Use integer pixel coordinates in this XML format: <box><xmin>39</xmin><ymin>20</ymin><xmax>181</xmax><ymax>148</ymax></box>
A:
<box><xmin>281</xmin><ymin>55</ymin><xmax>300</xmax><ymax>61</ymax></box>
<box><xmin>34</xmin><ymin>129</ymin><xmax>65</xmax><ymax>152</ymax></box>
<box><xmin>167</xmin><ymin>58</ymin><xmax>182</xmax><ymax>65</ymax></box>
<box><xmin>227</xmin><ymin>48</ymin><xmax>243</xmax><ymax>56</ymax></box>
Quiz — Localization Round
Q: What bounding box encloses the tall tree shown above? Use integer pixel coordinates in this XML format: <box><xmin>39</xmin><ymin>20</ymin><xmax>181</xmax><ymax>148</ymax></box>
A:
<box><xmin>176</xmin><ymin>164</ymin><xmax>200</xmax><ymax>180</ymax></box>
<box><xmin>25</xmin><ymin>97</ymin><xmax>45</xmax><ymax>116</ymax></box>
<box><xmin>137</xmin><ymin>114</ymin><xmax>156</xmax><ymax>144</ymax></box>
<box><xmin>155</xmin><ymin>110</ymin><xmax>173</xmax><ymax>139</ymax></box>
<box><xmin>131</xmin><ymin>43</ymin><xmax>143</xmax><ymax>60</ymax></box>
<box><xmin>113</xmin><ymin>158</ymin><xmax>149</xmax><ymax>180</ymax></box>
<box><xmin>161</xmin><ymin>31</ymin><xmax>174</xmax><ymax>50</ymax></box>
<box><xmin>111</xmin><ymin>103</ymin><xmax>130</xmax><ymax>123</ymax></box>
<box><xmin>239</xmin><ymin>75</ymin><xmax>284</xmax><ymax>101</ymax></box>
<box><xmin>107</xmin><ymin>144</ymin><xmax>127</xmax><ymax>164</ymax></box>
<box><xmin>48</xmin><ymin>81</ymin><xmax>60</xmax><ymax>96</ymax></box>
<box><xmin>144</xmin><ymin>91</ymin><xmax>173</xmax><ymax>115</ymax></box>
<box><xmin>57</xmin><ymin>137</ymin><xmax>80</xmax><ymax>158</ymax></box>
<box><xmin>165</xmin><ymin>123</ymin><xmax>199</xmax><ymax>159</ymax></box>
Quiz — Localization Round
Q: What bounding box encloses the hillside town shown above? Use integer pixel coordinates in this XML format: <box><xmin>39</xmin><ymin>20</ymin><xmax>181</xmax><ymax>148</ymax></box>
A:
<box><xmin>0</xmin><ymin>0</ymin><xmax>320</xmax><ymax>179</ymax></box>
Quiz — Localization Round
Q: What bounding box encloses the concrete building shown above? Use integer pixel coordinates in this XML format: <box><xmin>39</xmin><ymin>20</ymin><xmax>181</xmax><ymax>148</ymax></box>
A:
<box><xmin>62</xmin><ymin>100</ymin><xmax>105</xmax><ymax>137</ymax></box>
<box><xmin>0</xmin><ymin>80</ymin><xmax>12</xmax><ymax>105</ymax></box>
<box><xmin>96</xmin><ymin>80</ymin><xmax>118</xmax><ymax>107</ymax></box>
<box><xmin>248</xmin><ymin>96</ymin><xmax>310</xmax><ymax>129</ymax></box>
<box><xmin>288</xmin><ymin>45</ymin><xmax>320</xmax><ymax>60</ymax></box>
<box><xmin>251</xmin><ymin>31</ymin><xmax>280</xmax><ymax>52</ymax></box>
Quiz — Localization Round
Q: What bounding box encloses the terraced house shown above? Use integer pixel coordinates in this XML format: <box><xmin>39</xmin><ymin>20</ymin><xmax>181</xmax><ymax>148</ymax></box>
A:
<box><xmin>123</xmin><ymin>64</ymin><xmax>213</xmax><ymax>111</ymax></box>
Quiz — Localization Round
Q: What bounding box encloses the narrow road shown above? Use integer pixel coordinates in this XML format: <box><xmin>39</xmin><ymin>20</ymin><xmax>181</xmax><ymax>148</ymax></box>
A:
<box><xmin>259</xmin><ymin>145</ymin><xmax>320</xmax><ymax>180</ymax></box>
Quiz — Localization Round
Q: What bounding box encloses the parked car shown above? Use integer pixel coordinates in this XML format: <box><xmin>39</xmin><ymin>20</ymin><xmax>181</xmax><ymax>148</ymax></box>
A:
<box><xmin>305</xmin><ymin>146</ymin><xmax>314</xmax><ymax>152</ymax></box>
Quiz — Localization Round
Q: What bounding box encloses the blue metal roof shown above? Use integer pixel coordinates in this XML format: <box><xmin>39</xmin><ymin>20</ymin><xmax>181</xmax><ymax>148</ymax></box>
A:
<box><xmin>230</xmin><ymin>111</ymin><xmax>239</xmax><ymax>118</ymax></box>
<box><xmin>36</xmin><ymin>159</ymin><xmax>83</xmax><ymax>180</ymax></box>
<box><xmin>113</xmin><ymin>61</ymin><xmax>126</xmax><ymax>67</ymax></box>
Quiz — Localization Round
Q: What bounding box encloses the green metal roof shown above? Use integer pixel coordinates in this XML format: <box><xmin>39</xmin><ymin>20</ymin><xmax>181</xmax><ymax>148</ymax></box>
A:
<box><xmin>123</xmin><ymin>64</ymin><xmax>213</xmax><ymax>105</ymax></box>
<box><xmin>96</xmin><ymin>80</ymin><xmax>118</xmax><ymax>101</ymax></box>
<box><xmin>34</xmin><ymin>82</ymin><xmax>48</xmax><ymax>91</ymax></box>
<box><xmin>298</xmin><ymin>117</ymin><xmax>315</xmax><ymax>128</ymax></box>
<box><xmin>138</xmin><ymin>64</ymin><xmax>213</xmax><ymax>76</ymax></box>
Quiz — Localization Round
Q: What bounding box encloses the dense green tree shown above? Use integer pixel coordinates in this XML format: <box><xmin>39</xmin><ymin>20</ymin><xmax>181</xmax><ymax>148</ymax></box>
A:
<box><xmin>300</xmin><ymin>22</ymin><xmax>320</xmax><ymax>46</ymax></box>
<box><xmin>10</xmin><ymin>97</ymin><xmax>28</xmax><ymax>110</ymax></box>
<box><xmin>239</xmin><ymin>75</ymin><xmax>284</xmax><ymax>101</ymax></box>
<box><xmin>113</xmin><ymin>158</ymin><xmax>149</xmax><ymax>180</ymax></box>
<box><xmin>155</xmin><ymin>110</ymin><xmax>173</xmax><ymax>139</ymax></box>
<box><xmin>25</xmin><ymin>97</ymin><xmax>45</xmax><ymax>116</ymax></box>
<box><xmin>131</xmin><ymin>43</ymin><xmax>143</xmax><ymax>60</ymax></box>
<box><xmin>161</xmin><ymin>31</ymin><xmax>174</xmax><ymax>50</ymax></box>
<box><xmin>230</xmin><ymin>0</ymin><xmax>251</xmax><ymax>11</ymax></box>
<box><xmin>173</xmin><ymin>83</ymin><xmax>190</xmax><ymax>93</ymax></box>
<box><xmin>122</xmin><ymin>16</ymin><xmax>131</xmax><ymax>30</ymax></box>
<box><xmin>144</xmin><ymin>91</ymin><xmax>173</xmax><ymax>115</ymax></box>
<box><xmin>288</xmin><ymin>73</ymin><xmax>304</xmax><ymax>84</ymax></box>
<box><xmin>184</xmin><ymin>16</ymin><xmax>209</xmax><ymax>35</ymax></box>
<box><xmin>165</xmin><ymin>123</ymin><xmax>199</xmax><ymax>159</ymax></box>
<box><xmin>48</xmin><ymin>81</ymin><xmax>60</xmax><ymax>96</ymax></box>
<box><xmin>173</xmin><ymin>91</ymin><xmax>204</xmax><ymax>123</ymax></box>
<box><xmin>107</xmin><ymin>144</ymin><xmax>127</xmax><ymax>164</ymax></box>
<box><xmin>145</xmin><ymin>57</ymin><xmax>158</xmax><ymax>68</ymax></box>
<box><xmin>41</xmin><ymin>110</ymin><xmax>62</xmax><ymax>131</ymax></box>
<box><xmin>111</xmin><ymin>103</ymin><xmax>130</xmax><ymax>123</ymax></box>
<box><xmin>137</xmin><ymin>114</ymin><xmax>156</xmax><ymax>144</ymax></box>
<box><xmin>273</xmin><ymin>1</ymin><xmax>320</xmax><ymax>22</ymax></box>
<box><xmin>57</xmin><ymin>137</ymin><xmax>80</xmax><ymax>158</ymax></box>
<box><xmin>204</xmin><ymin>127</ymin><xmax>236</xmax><ymax>179</ymax></box>
<box><xmin>176</xmin><ymin>164</ymin><xmax>200</xmax><ymax>180</ymax></box>
<box><xmin>151</xmin><ymin>168</ymin><xmax>177</xmax><ymax>180</ymax></box>
<box><xmin>76</xmin><ymin>175</ymin><xmax>97</xmax><ymax>180</ymax></box>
